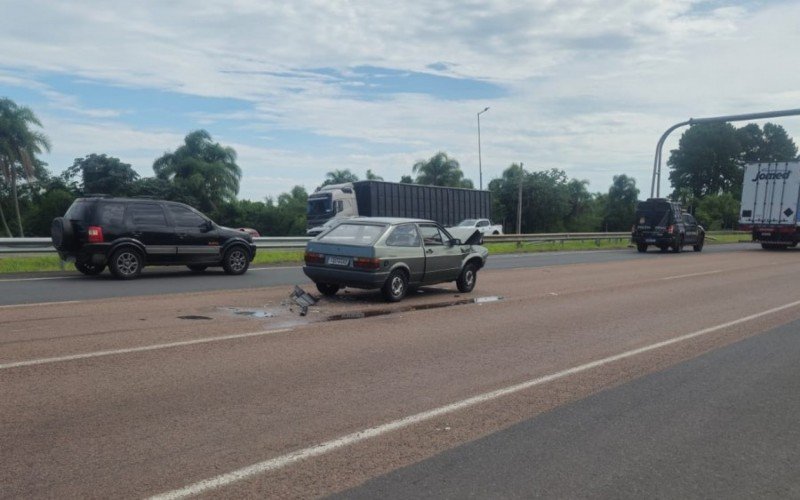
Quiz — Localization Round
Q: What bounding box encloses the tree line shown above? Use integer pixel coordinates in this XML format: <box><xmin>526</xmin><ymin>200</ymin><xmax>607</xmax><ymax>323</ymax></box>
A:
<box><xmin>1</xmin><ymin>97</ymin><xmax>797</xmax><ymax>237</ymax></box>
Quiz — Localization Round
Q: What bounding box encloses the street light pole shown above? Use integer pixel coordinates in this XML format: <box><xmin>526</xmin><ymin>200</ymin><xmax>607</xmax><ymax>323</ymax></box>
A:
<box><xmin>477</xmin><ymin>107</ymin><xmax>489</xmax><ymax>190</ymax></box>
<box><xmin>517</xmin><ymin>162</ymin><xmax>524</xmax><ymax>235</ymax></box>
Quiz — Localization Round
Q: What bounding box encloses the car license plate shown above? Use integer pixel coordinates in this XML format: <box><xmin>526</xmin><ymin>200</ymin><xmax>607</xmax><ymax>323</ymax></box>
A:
<box><xmin>645</xmin><ymin>239</ymin><xmax>655</xmax><ymax>243</ymax></box>
<box><xmin>326</xmin><ymin>256</ymin><xmax>350</xmax><ymax>266</ymax></box>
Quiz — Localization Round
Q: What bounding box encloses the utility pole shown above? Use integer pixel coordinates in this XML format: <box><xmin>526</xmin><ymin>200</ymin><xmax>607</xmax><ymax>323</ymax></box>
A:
<box><xmin>516</xmin><ymin>162</ymin><xmax>524</xmax><ymax>235</ymax></box>
<box><xmin>477</xmin><ymin>107</ymin><xmax>489</xmax><ymax>190</ymax></box>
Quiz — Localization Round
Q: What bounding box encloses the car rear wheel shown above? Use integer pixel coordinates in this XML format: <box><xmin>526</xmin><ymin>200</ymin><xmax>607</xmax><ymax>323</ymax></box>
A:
<box><xmin>316</xmin><ymin>283</ymin><xmax>340</xmax><ymax>296</ymax></box>
<box><xmin>75</xmin><ymin>261</ymin><xmax>105</xmax><ymax>276</ymax></box>
<box><xmin>222</xmin><ymin>246</ymin><xmax>250</xmax><ymax>275</ymax></box>
<box><xmin>456</xmin><ymin>263</ymin><xmax>478</xmax><ymax>293</ymax></box>
<box><xmin>382</xmin><ymin>269</ymin><xmax>408</xmax><ymax>302</ymax></box>
<box><xmin>693</xmin><ymin>235</ymin><xmax>705</xmax><ymax>252</ymax></box>
<box><xmin>671</xmin><ymin>235</ymin><xmax>683</xmax><ymax>253</ymax></box>
<box><xmin>636</xmin><ymin>243</ymin><xmax>648</xmax><ymax>253</ymax></box>
<box><xmin>187</xmin><ymin>264</ymin><xmax>208</xmax><ymax>272</ymax></box>
<box><xmin>109</xmin><ymin>247</ymin><xmax>143</xmax><ymax>279</ymax></box>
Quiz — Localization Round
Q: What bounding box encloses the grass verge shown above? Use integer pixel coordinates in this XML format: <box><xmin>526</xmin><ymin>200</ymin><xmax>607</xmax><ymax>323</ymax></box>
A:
<box><xmin>0</xmin><ymin>233</ymin><xmax>750</xmax><ymax>275</ymax></box>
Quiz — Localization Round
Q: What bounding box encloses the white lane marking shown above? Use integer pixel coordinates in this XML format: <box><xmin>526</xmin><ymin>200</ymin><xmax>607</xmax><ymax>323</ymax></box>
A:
<box><xmin>0</xmin><ymin>275</ymin><xmax>73</xmax><ymax>283</ymax></box>
<box><xmin>0</xmin><ymin>328</ymin><xmax>291</xmax><ymax>370</ymax></box>
<box><xmin>0</xmin><ymin>300</ymin><xmax>80</xmax><ymax>310</ymax></box>
<box><xmin>661</xmin><ymin>270</ymin><xmax>723</xmax><ymax>281</ymax></box>
<box><xmin>149</xmin><ymin>298</ymin><xmax>800</xmax><ymax>500</ymax></box>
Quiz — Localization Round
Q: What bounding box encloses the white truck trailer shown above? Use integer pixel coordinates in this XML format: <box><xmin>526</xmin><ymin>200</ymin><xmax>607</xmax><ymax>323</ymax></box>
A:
<box><xmin>739</xmin><ymin>161</ymin><xmax>800</xmax><ymax>249</ymax></box>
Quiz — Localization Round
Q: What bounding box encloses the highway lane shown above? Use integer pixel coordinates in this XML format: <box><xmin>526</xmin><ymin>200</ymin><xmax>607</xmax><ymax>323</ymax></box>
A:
<box><xmin>2</xmin><ymin>248</ymin><xmax>800</xmax><ymax>498</ymax></box>
<box><xmin>339</xmin><ymin>318</ymin><xmax>800</xmax><ymax>499</ymax></box>
<box><xmin>0</xmin><ymin>242</ymin><xmax>755</xmax><ymax>306</ymax></box>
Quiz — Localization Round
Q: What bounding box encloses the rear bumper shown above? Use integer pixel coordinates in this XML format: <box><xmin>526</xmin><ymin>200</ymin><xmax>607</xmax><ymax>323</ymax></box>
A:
<box><xmin>631</xmin><ymin>233</ymin><xmax>676</xmax><ymax>246</ymax></box>
<box><xmin>303</xmin><ymin>265</ymin><xmax>389</xmax><ymax>290</ymax></box>
<box><xmin>750</xmin><ymin>225</ymin><xmax>800</xmax><ymax>243</ymax></box>
<box><xmin>58</xmin><ymin>243</ymin><xmax>113</xmax><ymax>265</ymax></box>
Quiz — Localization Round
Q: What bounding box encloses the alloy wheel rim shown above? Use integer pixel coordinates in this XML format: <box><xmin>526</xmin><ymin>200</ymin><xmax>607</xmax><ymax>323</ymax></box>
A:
<box><xmin>230</xmin><ymin>250</ymin><xmax>246</xmax><ymax>272</ymax></box>
<box><xmin>391</xmin><ymin>276</ymin><xmax>404</xmax><ymax>296</ymax></box>
<box><xmin>117</xmin><ymin>252</ymin><xmax>139</xmax><ymax>275</ymax></box>
<box><xmin>465</xmin><ymin>270</ymin><xmax>474</xmax><ymax>287</ymax></box>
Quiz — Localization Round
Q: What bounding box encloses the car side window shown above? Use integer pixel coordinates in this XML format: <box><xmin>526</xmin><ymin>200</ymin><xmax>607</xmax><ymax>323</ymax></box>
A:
<box><xmin>129</xmin><ymin>203</ymin><xmax>168</xmax><ymax>227</ymax></box>
<box><xmin>168</xmin><ymin>205</ymin><xmax>207</xmax><ymax>228</ymax></box>
<box><xmin>99</xmin><ymin>202</ymin><xmax>126</xmax><ymax>227</ymax></box>
<box><xmin>386</xmin><ymin>224</ymin><xmax>421</xmax><ymax>247</ymax></box>
<box><xmin>478</xmin><ymin>220</ymin><xmax>489</xmax><ymax>227</ymax></box>
<box><xmin>419</xmin><ymin>225</ymin><xmax>445</xmax><ymax>246</ymax></box>
<box><xmin>683</xmin><ymin>214</ymin><xmax>696</xmax><ymax>225</ymax></box>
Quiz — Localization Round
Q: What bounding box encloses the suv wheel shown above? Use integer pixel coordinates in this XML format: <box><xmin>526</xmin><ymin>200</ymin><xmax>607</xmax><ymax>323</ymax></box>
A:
<box><xmin>671</xmin><ymin>235</ymin><xmax>683</xmax><ymax>253</ymax></box>
<box><xmin>636</xmin><ymin>243</ymin><xmax>648</xmax><ymax>253</ymax></box>
<box><xmin>693</xmin><ymin>235</ymin><xmax>705</xmax><ymax>252</ymax></box>
<box><xmin>382</xmin><ymin>269</ymin><xmax>408</xmax><ymax>302</ymax></box>
<box><xmin>316</xmin><ymin>283</ymin><xmax>340</xmax><ymax>296</ymax></box>
<box><xmin>51</xmin><ymin>217</ymin><xmax>74</xmax><ymax>251</ymax></box>
<box><xmin>456</xmin><ymin>263</ymin><xmax>478</xmax><ymax>293</ymax></box>
<box><xmin>109</xmin><ymin>247</ymin><xmax>143</xmax><ymax>279</ymax></box>
<box><xmin>222</xmin><ymin>246</ymin><xmax>250</xmax><ymax>275</ymax></box>
<box><xmin>75</xmin><ymin>261</ymin><xmax>105</xmax><ymax>276</ymax></box>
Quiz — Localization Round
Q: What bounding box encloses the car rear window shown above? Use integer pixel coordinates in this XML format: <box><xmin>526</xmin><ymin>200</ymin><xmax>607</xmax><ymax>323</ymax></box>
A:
<box><xmin>65</xmin><ymin>200</ymin><xmax>95</xmax><ymax>221</ymax></box>
<box><xmin>635</xmin><ymin>202</ymin><xmax>673</xmax><ymax>226</ymax></box>
<box><xmin>318</xmin><ymin>223</ymin><xmax>386</xmax><ymax>246</ymax></box>
<box><xmin>98</xmin><ymin>202</ymin><xmax>126</xmax><ymax>227</ymax></box>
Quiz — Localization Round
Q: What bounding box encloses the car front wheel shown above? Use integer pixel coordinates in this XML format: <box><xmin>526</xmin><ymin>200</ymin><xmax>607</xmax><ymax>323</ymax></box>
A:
<box><xmin>109</xmin><ymin>247</ymin><xmax>143</xmax><ymax>279</ymax></box>
<box><xmin>222</xmin><ymin>246</ymin><xmax>250</xmax><ymax>275</ymax></box>
<box><xmin>636</xmin><ymin>243</ymin><xmax>647</xmax><ymax>253</ymax></box>
<box><xmin>693</xmin><ymin>235</ymin><xmax>705</xmax><ymax>252</ymax></box>
<box><xmin>382</xmin><ymin>269</ymin><xmax>408</xmax><ymax>302</ymax></box>
<box><xmin>456</xmin><ymin>263</ymin><xmax>478</xmax><ymax>293</ymax></box>
<box><xmin>671</xmin><ymin>235</ymin><xmax>683</xmax><ymax>253</ymax></box>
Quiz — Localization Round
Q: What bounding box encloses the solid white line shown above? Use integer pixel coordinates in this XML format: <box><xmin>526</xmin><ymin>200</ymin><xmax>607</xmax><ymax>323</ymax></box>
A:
<box><xmin>0</xmin><ymin>275</ymin><xmax>73</xmax><ymax>283</ymax></box>
<box><xmin>661</xmin><ymin>270</ymin><xmax>723</xmax><ymax>281</ymax></box>
<box><xmin>0</xmin><ymin>300</ymin><xmax>80</xmax><ymax>310</ymax></box>
<box><xmin>0</xmin><ymin>328</ymin><xmax>291</xmax><ymax>370</ymax></box>
<box><xmin>149</xmin><ymin>298</ymin><xmax>800</xmax><ymax>500</ymax></box>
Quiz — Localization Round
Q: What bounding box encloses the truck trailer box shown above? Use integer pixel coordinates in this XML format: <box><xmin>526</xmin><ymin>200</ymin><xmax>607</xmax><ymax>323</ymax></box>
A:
<box><xmin>739</xmin><ymin>161</ymin><xmax>800</xmax><ymax>246</ymax></box>
<box><xmin>352</xmin><ymin>181</ymin><xmax>491</xmax><ymax>228</ymax></box>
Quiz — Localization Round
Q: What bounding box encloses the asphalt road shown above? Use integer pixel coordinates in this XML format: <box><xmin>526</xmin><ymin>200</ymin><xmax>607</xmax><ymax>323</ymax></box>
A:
<box><xmin>0</xmin><ymin>242</ymin><xmax>755</xmax><ymax>306</ymax></box>
<box><xmin>2</xmin><ymin>244</ymin><xmax>800</xmax><ymax>498</ymax></box>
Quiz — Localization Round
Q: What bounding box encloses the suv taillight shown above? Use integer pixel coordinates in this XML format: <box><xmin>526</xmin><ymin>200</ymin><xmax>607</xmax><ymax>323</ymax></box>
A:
<box><xmin>666</xmin><ymin>225</ymin><xmax>674</xmax><ymax>234</ymax></box>
<box><xmin>87</xmin><ymin>226</ymin><xmax>104</xmax><ymax>243</ymax></box>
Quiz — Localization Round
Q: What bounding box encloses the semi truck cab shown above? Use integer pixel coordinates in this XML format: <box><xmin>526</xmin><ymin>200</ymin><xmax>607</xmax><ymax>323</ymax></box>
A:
<box><xmin>307</xmin><ymin>183</ymin><xmax>359</xmax><ymax>235</ymax></box>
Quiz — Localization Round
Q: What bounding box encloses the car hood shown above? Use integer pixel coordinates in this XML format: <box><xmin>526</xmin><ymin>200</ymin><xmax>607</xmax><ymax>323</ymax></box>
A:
<box><xmin>447</xmin><ymin>227</ymin><xmax>483</xmax><ymax>245</ymax></box>
<box><xmin>218</xmin><ymin>225</ymin><xmax>253</xmax><ymax>241</ymax></box>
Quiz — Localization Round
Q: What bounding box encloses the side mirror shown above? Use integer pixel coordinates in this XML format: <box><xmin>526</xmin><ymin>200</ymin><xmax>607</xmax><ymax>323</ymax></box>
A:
<box><xmin>200</xmin><ymin>220</ymin><xmax>213</xmax><ymax>232</ymax></box>
<box><xmin>449</xmin><ymin>238</ymin><xmax>462</xmax><ymax>246</ymax></box>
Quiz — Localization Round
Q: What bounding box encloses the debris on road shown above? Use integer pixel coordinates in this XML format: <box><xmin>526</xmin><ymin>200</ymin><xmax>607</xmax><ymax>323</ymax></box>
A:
<box><xmin>290</xmin><ymin>286</ymin><xmax>318</xmax><ymax>316</ymax></box>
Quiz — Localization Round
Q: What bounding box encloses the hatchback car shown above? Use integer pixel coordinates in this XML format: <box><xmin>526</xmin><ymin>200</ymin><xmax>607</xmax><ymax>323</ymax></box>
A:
<box><xmin>51</xmin><ymin>196</ymin><xmax>257</xmax><ymax>279</ymax></box>
<box><xmin>303</xmin><ymin>217</ymin><xmax>489</xmax><ymax>302</ymax></box>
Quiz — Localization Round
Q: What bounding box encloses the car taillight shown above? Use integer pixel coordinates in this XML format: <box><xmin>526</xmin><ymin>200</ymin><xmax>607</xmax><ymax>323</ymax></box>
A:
<box><xmin>304</xmin><ymin>251</ymin><xmax>325</xmax><ymax>264</ymax></box>
<box><xmin>87</xmin><ymin>226</ymin><xmax>104</xmax><ymax>243</ymax></box>
<box><xmin>353</xmin><ymin>257</ymin><xmax>381</xmax><ymax>270</ymax></box>
<box><xmin>666</xmin><ymin>225</ymin><xmax>674</xmax><ymax>234</ymax></box>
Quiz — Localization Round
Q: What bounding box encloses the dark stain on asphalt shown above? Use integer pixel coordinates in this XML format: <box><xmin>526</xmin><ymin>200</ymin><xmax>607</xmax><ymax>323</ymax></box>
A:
<box><xmin>326</xmin><ymin>296</ymin><xmax>503</xmax><ymax>322</ymax></box>
<box><xmin>178</xmin><ymin>315</ymin><xmax>213</xmax><ymax>320</ymax></box>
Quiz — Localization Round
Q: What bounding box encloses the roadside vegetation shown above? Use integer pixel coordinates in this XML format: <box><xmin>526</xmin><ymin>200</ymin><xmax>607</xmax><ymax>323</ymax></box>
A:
<box><xmin>0</xmin><ymin>232</ymin><xmax>750</xmax><ymax>275</ymax></box>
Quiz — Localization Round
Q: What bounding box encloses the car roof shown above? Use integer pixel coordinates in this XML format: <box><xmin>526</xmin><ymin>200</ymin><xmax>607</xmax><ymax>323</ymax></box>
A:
<box><xmin>335</xmin><ymin>217</ymin><xmax>435</xmax><ymax>225</ymax></box>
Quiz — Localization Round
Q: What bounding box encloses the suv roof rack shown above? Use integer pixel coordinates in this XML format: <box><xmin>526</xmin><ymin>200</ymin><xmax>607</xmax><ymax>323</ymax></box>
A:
<box><xmin>84</xmin><ymin>193</ymin><xmax>112</xmax><ymax>198</ymax></box>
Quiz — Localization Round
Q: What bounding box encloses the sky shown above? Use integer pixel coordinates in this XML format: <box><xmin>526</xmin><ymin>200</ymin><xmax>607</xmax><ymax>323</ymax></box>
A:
<box><xmin>1</xmin><ymin>0</ymin><xmax>799</xmax><ymax>201</ymax></box>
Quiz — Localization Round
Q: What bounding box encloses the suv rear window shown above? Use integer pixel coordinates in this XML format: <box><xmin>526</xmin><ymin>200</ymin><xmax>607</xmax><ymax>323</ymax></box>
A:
<box><xmin>635</xmin><ymin>201</ymin><xmax>674</xmax><ymax>227</ymax></box>
<box><xmin>65</xmin><ymin>200</ymin><xmax>95</xmax><ymax>221</ymax></box>
<box><xmin>318</xmin><ymin>223</ymin><xmax>386</xmax><ymax>245</ymax></box>
<box><xmin>98</xmin><ymin>202</ymin><xmax>126</xmax><ymax>227</ymax></box>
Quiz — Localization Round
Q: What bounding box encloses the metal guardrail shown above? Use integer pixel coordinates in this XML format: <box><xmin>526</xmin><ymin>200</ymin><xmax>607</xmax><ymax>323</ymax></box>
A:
<box><xmin>0</xmin><ymin>231</ymin><xmax>750</xmax><ymax>255</ymax></box>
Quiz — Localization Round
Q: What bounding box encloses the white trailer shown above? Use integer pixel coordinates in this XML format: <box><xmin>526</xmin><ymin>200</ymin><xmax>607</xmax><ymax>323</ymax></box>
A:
<box><xmin>739</xmin><ymin>161</ymin><xmax>800</xmax><ymax>248</ymax></box>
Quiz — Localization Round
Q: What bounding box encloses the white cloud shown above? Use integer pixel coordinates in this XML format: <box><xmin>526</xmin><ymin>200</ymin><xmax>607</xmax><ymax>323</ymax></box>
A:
<box><xmin>1</xmin><ymin>0</ymin><xmax>798</xmax><ymax>200</ymax></box>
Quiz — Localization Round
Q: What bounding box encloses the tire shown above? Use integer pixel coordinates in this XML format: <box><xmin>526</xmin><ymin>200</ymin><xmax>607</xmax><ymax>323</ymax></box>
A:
<box><xmin>109</xmin><ymin>247</ymin><xmax>143</xmax><ymax>279</ymax></box>
<box><xmin>659</xmin><ymin>245</ymin><xmax>668</xmax><ymax>252</ymax></box>
<box><xmin>492</xmin><ymin>231</ymin><xmax>500</xmax><ymax>235</ymax></box>
<box><xmin>222</xmin><ymin>246</ymin><xmax>250</xmax><ymax>275</ymax></box>
<box><xmin>316</xmin><ymin>283</ymin><xmax>340</xmax><ymax>296</ymax></box>
<box><xmin>51</xmin><ymin>217</ymin><xmax>74</xmax><ymax>251</ymax></box>
<box><xmin>761</xmin><ymin>243</ymin><xmax>787</xmax><ymax>250</ymax></box>
<box><xmin>187</xmin><ymin>264</ymin><xmax>208</xmax><ymax>272</ymax></box>
<box><xmin>382</xmin><ymin>269</ymin><xmax>408</xmax><ymax>302</ymax></box>
<box><xmin>456</xmin><ymin>263</ymin><xmax>478</xmax><ymax>293</ymax></box>
<box><xmin>671</xmin><ymin>235</ymin><xmax>683</xmax><ymax>253</ymax></box>
<box><xmin>693</xmin><ymin>235</ymin><xmax>705</xmax><ymax>252</ymax></box>
<box><xmin>636</xmin><ymin>243</ymin><xmax>648</xmax><ymax>253</ymax></box>
<box><xmin>75</xmin><ymin>261</ymin><xmax>105</xmax><ymax>276</ymax></box>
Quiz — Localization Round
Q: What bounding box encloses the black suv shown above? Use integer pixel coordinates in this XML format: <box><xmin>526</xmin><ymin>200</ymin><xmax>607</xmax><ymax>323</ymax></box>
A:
<box><xmin>631</xmin><ymin>198</ymin><xmax>705</xmax><ymax>253</ymax></box>
<box><xmin>51</xmin><ymin>197</ymin><xmax>257</xmax><ymax>279</ymax></box>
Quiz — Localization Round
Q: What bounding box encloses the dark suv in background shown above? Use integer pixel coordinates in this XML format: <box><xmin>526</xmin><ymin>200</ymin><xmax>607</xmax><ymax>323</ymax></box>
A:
<box><xmin>631</xmin><ymin>198</ymin><xmax>705</xmax><ymax>253</ymax></box>
<box><xmin>51</xmin><ymin>197</ymin><xmax>257</xmax><ymax>279</ymax></box>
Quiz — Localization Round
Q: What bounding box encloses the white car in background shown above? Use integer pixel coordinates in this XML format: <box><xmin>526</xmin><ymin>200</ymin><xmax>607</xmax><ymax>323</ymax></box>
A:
<box><xmin>450</xmin><ymin>218</ymin><xmax>503</xmax><ymax>236</ymax></box>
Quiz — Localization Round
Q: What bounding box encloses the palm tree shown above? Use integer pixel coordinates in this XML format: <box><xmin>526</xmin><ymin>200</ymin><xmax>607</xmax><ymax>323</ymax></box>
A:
<box><xmin>0</xmin><ymin>99</ymin><xmax>51</xmax><ymax>236</ymax></box>
<box><xmin>153</xmin><ymin>130</ymin><xmax>241</xmax><ymax>212</ymax></box>
<box><xmin>412</xmin><ymin>152</ymin><xmax>471</xmax><ymax>187</ymax></box>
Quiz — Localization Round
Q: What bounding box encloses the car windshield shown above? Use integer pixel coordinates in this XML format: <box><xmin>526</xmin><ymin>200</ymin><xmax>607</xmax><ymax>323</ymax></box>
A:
<box><xmin>307</xmin><ymin>195</ymin><xmax>332</xmax><ymax>215</ymax></box>
<box><xmin>318</xmin><ymin>223</ymin><xmax>387</xmax><ymax>246</ymax></box>
<box><xmin>457</xmin><ymin>219</ymin><xmax>477</xmax><ymax>227</ymax></box>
